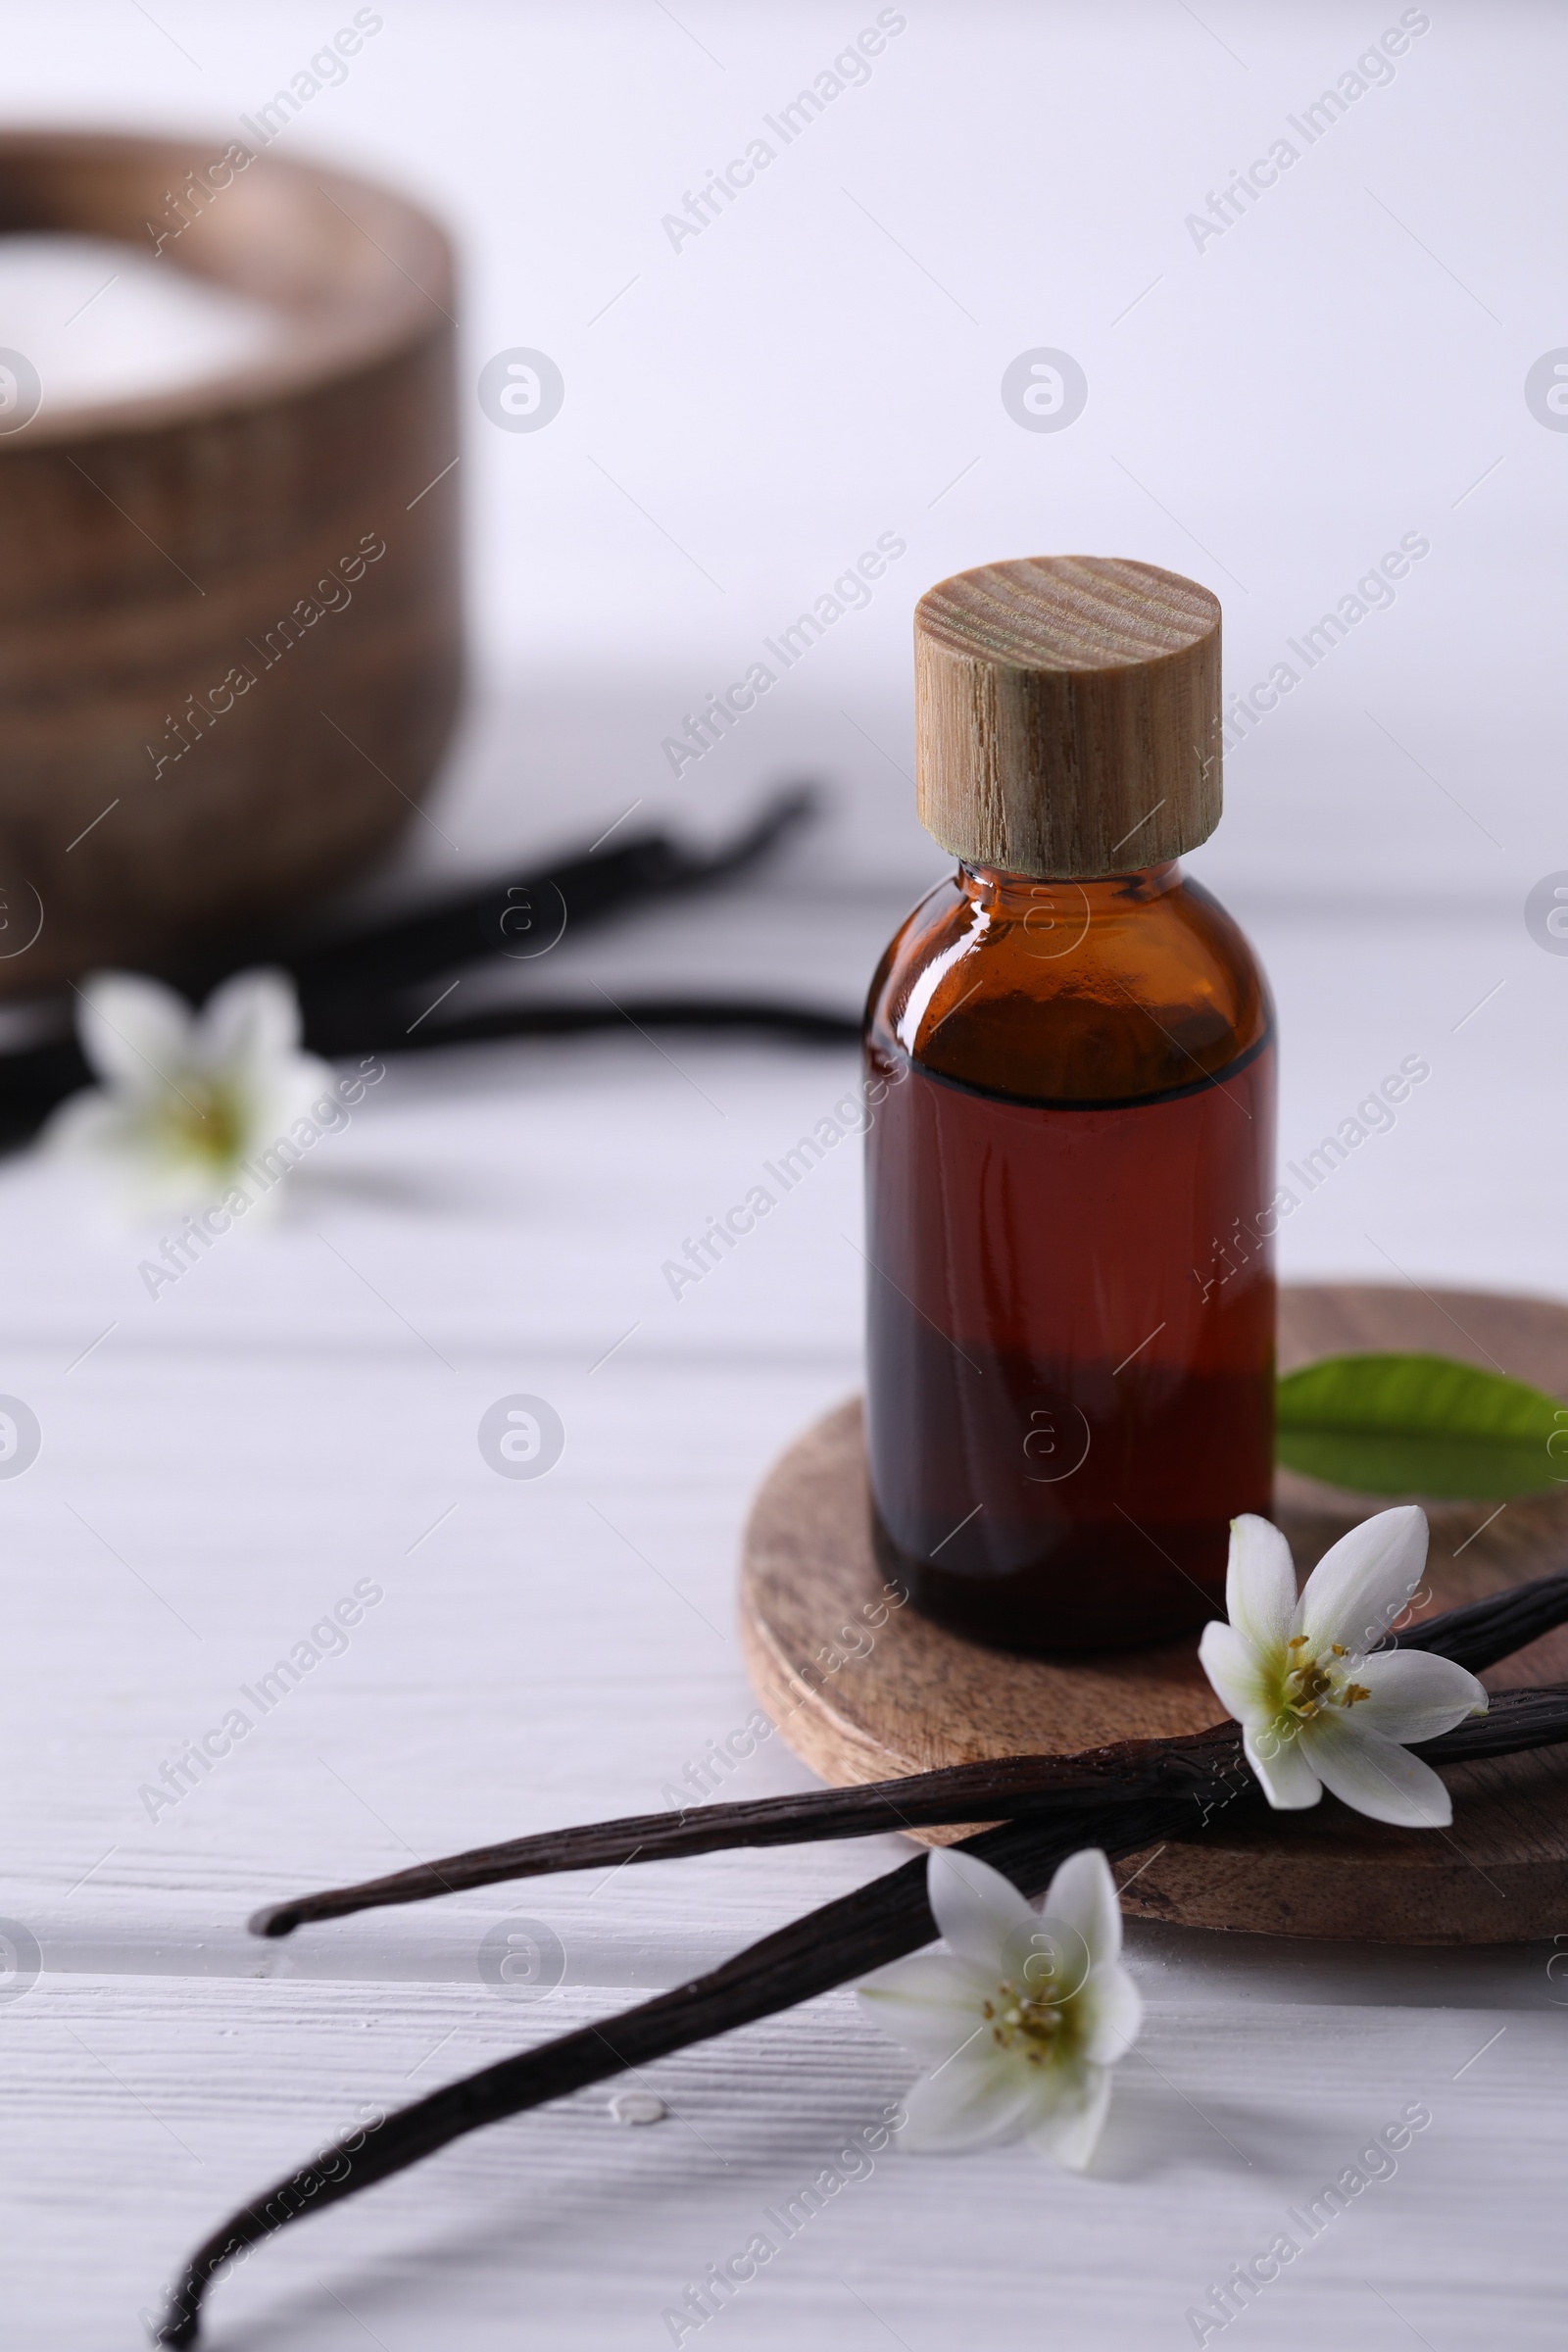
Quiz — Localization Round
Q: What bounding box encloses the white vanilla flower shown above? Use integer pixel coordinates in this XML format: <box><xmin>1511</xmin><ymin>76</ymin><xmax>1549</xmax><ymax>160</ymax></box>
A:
<box><xmin>858</xmin><ymin>1844</ymin><xmax>1142</xmax><ymax>2169</ymax></box>
<box><xmin>47</xmin><ymin>967</ymin><xmax>332</xmax><ymax>1214</ymax></box>
<box><xmin>1198</xmin><ymin>1507</ymin><xmax>1488</xmax><ymax>1829</ymax></box>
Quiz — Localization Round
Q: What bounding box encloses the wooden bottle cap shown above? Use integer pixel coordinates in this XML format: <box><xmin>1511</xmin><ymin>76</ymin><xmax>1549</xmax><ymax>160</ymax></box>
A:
<box><xmin>913</xmin><ymin>556</ymin><xmax>1222</xmax><ymax>878</ymax></box>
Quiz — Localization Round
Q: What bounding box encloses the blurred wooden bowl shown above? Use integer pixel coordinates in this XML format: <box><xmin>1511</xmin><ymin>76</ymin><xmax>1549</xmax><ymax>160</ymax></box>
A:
<box><xmin>0</xmin><ymin>128</ymin><xmax>463</xmax><ymax>993</ymax></box>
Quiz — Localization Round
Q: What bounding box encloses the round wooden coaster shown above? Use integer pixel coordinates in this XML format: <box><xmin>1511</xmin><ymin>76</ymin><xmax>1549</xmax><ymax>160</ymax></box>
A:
<box><xmin>738</xmin><ymin>1284</ymin><xmax>1568</xmax><ymax>1944</ymax></box>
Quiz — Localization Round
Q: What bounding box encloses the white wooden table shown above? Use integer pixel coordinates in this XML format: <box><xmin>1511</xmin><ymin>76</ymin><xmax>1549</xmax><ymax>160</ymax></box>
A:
<box><xmin>3</xmin><ymin>814</ymin><xmax>1566</xmax><ymax>2350</ymax></box>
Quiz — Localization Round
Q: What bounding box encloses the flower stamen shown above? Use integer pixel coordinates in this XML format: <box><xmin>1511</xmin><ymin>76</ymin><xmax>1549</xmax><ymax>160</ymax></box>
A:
<box><xmin>988</xmin><ymin>1977</ymin><xmax>1072</xmax><ymax>2057</ymax></box>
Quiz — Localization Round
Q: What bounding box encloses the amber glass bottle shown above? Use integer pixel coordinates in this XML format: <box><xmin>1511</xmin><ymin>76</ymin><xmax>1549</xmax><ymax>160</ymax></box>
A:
<box><xmin>862</xmin><ymin>558</ymin><xmax>1276</xmax><ymax>1654</ymax></box>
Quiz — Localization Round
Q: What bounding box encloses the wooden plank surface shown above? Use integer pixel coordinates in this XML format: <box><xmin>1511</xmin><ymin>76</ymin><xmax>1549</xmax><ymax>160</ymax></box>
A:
<box><xmin>1</xmin><ymin>885</ymin><xmax>1566</xmax><ymax>2345</ymax></box>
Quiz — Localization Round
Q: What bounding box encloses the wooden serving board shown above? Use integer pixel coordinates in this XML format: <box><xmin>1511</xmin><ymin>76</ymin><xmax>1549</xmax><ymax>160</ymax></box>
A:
<box><xmin>738</xmin><ymin>1284</ymin><xmax>1568</xmax><ymax>1944</ymax></box>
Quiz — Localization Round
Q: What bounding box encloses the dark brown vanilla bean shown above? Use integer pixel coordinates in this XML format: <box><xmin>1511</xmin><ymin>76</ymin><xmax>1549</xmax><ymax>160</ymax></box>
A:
<box><xmin>250</xmin><ymin>1736</ymin><xmax>1235</xmax><ymax>1936</ymax></box>
<box><xmin>157</xmin><ymin>1793</ymin><xmax>1228</xmax><ymax>2347</ymax></box>
<box><xmin>251</xmin><ymin>1568</ymin><xmax>1568</xmax><ymax>1939</ymax></box>
<box><xmin>341</xmin><ymin>995</ymin><xmax>862</xmax><ymax>1058</ymax></box>
<box><xmin>1387</xmin><ymin>1568</ymin><xmax>1568</xmax><ymax>1672</ymax></box>
<box><xmin>1415</xmin><ymin>1681</ymin><xmax>1568</xmax><ymax>1759</ymax></box>
<box><xmin>0</xmin><ymin>787</ymin><xmax>843</xmax><ymax>1144</ymax></box>
<box><xmin>166</xmin><ymin>1687</ymin><xmax>1568</xmax><ymax>2345</ymax></box>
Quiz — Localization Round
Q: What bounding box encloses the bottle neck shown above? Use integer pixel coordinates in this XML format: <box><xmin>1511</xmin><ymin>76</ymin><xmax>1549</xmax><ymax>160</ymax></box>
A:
<box><xmin>958</xmin><ymin>859</ymin><xmax>1182</xmax><ymax>918</ymax></box>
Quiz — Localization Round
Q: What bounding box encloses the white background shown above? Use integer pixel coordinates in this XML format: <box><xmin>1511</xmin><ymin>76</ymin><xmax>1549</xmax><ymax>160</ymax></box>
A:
<box><xmin>1</xmin><ymin>6</ymin><xmax>1566</xmax><ymax>2348</ymax></box>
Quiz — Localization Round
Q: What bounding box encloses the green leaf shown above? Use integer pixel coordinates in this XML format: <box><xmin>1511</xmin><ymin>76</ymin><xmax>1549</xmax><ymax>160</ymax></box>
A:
<box><xmin>1275</xmin><ymin>1351</ymin><xmax>1568</xmax><ymax>1499</ymax></box>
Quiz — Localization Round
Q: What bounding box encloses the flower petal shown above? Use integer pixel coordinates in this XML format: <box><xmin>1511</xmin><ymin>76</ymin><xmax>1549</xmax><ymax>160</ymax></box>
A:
<box><xmin>857</xmin><ymin>1955</ymin><xmax>997</xmax><ymax>2060</ymax></box>
<box><xmin>1242</xmin><ymin>1723</ymin><xmax>1323</xmax><ymax>1809</ymax></box>
<box><xmin>1296</xmin><ymin>1505</ymin><xmax>1428</xmax><ymax>1656</ymax></box>
<box><xmin>1035</xmin><ymin>1846</ymin><xmax>1121</xmax><ymax>1983</ymax></box>
<box><xmin>1025</xmin><ymin>2066</ymin><xmax>1113</xmax><ymax>2172</ymax></box>
<box><xmin>1198</xmin><ymin>1620</ymin><xmax>1272</xmax><ymax>1726</ymax></box>
<box><xmin>44</xmin><ymin>1089</ymin><xmax>136</xmax><ymax>1161</ymax></box>
<box><xmin>898</xmin><ymin>2052</ymin><xmax>1048</xmax><ymax>2153</ymax></box>
<box><xmin>1225</xmin><ymin>1513</ymin><xmax>1298</xmax><ymax>1655</ymax></box>
<box><xmin>75</xmin><ymin>973</ymin><xmax>195</xmax><ymax>1096</ymax></box>
<box><xmin>1080</xmin><ymin>1961</ymin><xmax>1143</xmax><ymax>2066</ymax></box>
<box><xmin>858</xmin><ymin>1950</ymin><xmax>989</xmax><ymax>2008</ymax></box>
<box><xmin>199</xmin><ymin>967</ymin><xmax>302</xmax><ymax>1073</ymax></box>
<box><xmin>1349</xmin><ymin>1649</ymin><xmax>1488</xmax><ymax>1744</ymax></box>
<box><xmin>246</xmin><ymin>1054</ymin><xmax>339</xmax><ymax>1158</ymax></box>
<box><xmin>925</xmin><ymin>1846</ymin><xmax>1039</xmax><ymax>1971</ymax></box>
<box><xmin>1298</xmin><ymin>1712</ymin><xmax>1453</xmax><ymax>1828</ymax></box>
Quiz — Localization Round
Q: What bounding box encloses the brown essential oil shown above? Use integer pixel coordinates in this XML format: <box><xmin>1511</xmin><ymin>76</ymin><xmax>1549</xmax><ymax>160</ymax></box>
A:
<box><xmin>862</xmin><ymin>559</ymin><xmax>1277</xmax><ymax>1654</ymax></box>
